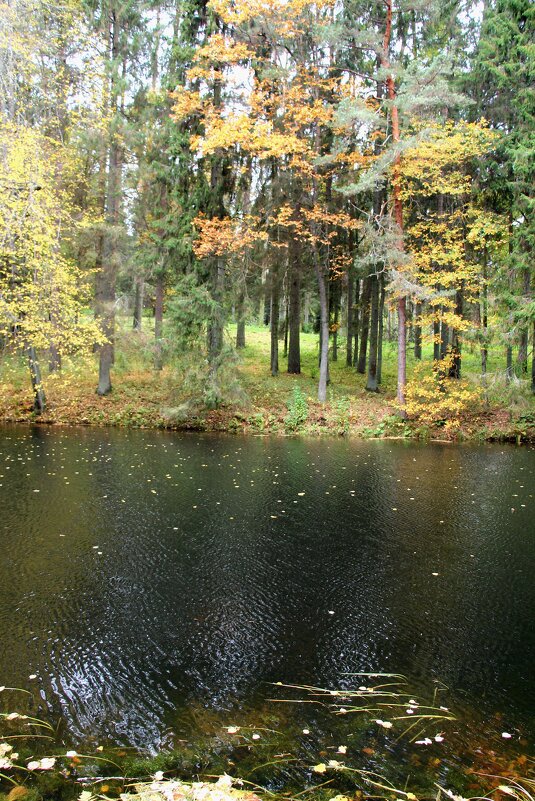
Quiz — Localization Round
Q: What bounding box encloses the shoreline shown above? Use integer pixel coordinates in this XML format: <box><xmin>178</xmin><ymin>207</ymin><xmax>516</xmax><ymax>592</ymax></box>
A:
<box><xmin>0</xmin><ymin>405</ymin><xmax>533</xmax><ymax>443</ymax></box>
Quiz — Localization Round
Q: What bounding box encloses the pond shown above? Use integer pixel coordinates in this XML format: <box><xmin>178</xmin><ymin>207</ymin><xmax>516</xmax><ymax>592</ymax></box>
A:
<box><xmin>0</xmin><ymin>426</ymin><xmax>534</xmax><ymax>769</ymax></box>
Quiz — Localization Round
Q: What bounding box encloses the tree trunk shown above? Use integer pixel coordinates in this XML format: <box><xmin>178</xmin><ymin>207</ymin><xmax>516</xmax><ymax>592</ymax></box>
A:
<box><xmin>518</xmin><ymin>268</ymin><xmax>530</xmax><ymax>373</ymax></box>
<box><xmin>133</xmin><ymin>276</ymin><xmax>144</xmax><ymax>331</ymax></box>
<box><xmin>352</xmin><ymin>278</ymin><xmax>360</xmax><ymax>366</ymax></box>
<box><xmin>263</xmin><ymin>273</ymin><xmax>270</xmax><ymax>326</ymax></box>
<box><xmin>270</xmin><ymin>266</ymin><xmax>279</xmax><ymax>376</ymax></box>
<box><xmin>287</xmin><ymin>242</ymin><xmax>301</xmax><ymax>373</ymax></box>
<box><xmin>366</xmin><ymin>274</ymin><xmax>380</xmax><ymax>391</ymax></box>
<box><xmin>27</xmin><ymin>345</ymin><xmax>46</xmax><ymax>414</ymax></box>
<box><xmin>236</xmin><ymin>289</ymin><xmax>246</xmax><ymax>349</ymax></box>
<box><xmin>315</xmin><ymin>258</ymin><xmax>329</xmax><ymax>402</ymax></box>
<box><xmin>433</xmin><ymin>315</ymin><xmax>441</xmax><ymax>361</ymax></box>
<box><xmin>481</xmin><ymin>250</ymin><xmax>488</xmax><ymax>382</ymax></box>
<box><xmin>208</xmin><ymin>258</ymin><xmax>225</xmax><ymax>366</ymax></box>
<box><xmin>96</xmin><ymin>9</ymin><xmax>121</xmax><ymax>397</ymax></box>
<box><xmin>531</xmin><ymin>321</ymin><xmax>535</xmax><ymax>395</ymax></box>
<box><xmin>440</xmin><ymin>321</ymin><xmax>449</xmax><ymax>360</ymax></box>
<box><xmin>332</xmin><ymin>281</ymin><xmax>339</xmax><ymax>362</ymax></box>
<box><xmin>448</xmin><ymin>288</ymin><xmax>463</xmax><ymax>378</ymax></box>
<box><xmin>346</xmin><ymin>268</ymin><xmax>354</xmax><ymax>367</ymax></box>
<box><xmin>357</xmin><ymin>277</ymin><xmax>371</xmax><ymax>373</ymax></box>
<box><xmin>154</xmin><ymin>272</ymin><xmax>164</xmax><ymax>370</ymax></box>
<box><xmin>302</xmin><ymin>290</ymin><xmax>310</xmax><ymax>331</ymax></box>
<box><xmin>506</xmin><ymin>345</ymin><xmax>513</xmax><ymax>384</ymax></box>
<box><xmin>382</xmin><ymin>0</ymin><xmax>407</xmax><ymax>412</ymax></box>
<box><xmin>377</xmin><ymin>275</ymin><xmax>385</xmax><ymax>384</ymax></box>
<box><xmin>49</xmin><ymin>345</ymin><xmax>61</xmax><ymax>373</ymax></box>
<box><xmin>283</xmin><ymin>290</ymin><xmax>289</xmax><ymax>358</ymax></box>
<box><xmin>414</xmin><ymin>301</ymin><xmax>422</xmax><ymax>359</ymax></box>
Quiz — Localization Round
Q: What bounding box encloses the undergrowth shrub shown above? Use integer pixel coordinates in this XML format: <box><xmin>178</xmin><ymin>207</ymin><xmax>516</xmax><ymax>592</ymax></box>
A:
<box><xmin>405</xmin><ymin>362</ymin><xmax>483</xmax><ymax>431</ymax></box>
<box><xmin>284</xmin><ymin>386</ymin><xmax>309</xmax><ymax>432</ymax></box>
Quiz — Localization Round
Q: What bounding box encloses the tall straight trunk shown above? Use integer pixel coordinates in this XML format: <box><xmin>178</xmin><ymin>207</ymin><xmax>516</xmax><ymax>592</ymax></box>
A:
<box><xmin>481</xmin><ymin>247</ymin><xmax>488</xmax><ymax>381</ymax></box>
<box><xmin>352</xmin><ymin>279</ymin><xmax>360</xmax><ymax>365</ymax></box>
<box><xmin>97</xmin><ymin>9</ymin><xmax>121</xmax><ymax>397</ymax></box>
<box><xmin>531</xmin><ymin>321</ymin><xmax>535</xmax><ymax>395</ymax></box>
<box><xmin>414</xmin><ymin>302</ymin><xmax>422</xmax><ymax>359</ymax></box>
<box><xmin>433</xmin><ymin>316</ymin><xmax>441</xmax><ymax>361</ymax></box>
<box><xmin>357</xmin><ymin>277</ymin><xmax>371</xmax><ymax>373</ymax></box>
<box><xmin>270</xmin><ymin>266</ymin><xmax>279</xmax><ymax>376</ymax></box>
<box><xmin>208</xmin><ymin>258</ymin><xmax>225</xmax><ymax>367</ymax></box>
<box><xmin>236</xmin><ymin>289</ymin><xmax>246</xmax><ymax>348</ymax></box>
<box><xmin>287</xmin><ymin>240</ymin><xmax>301</xmax><ymax>373</ymax></box>
<box><xmin>448</xmin><ymin>288</ymin><xmax>463</xmax><ymax>378</ymax></box>
<box><xmin>505</xmin><ymin>212</ymin><xmax>514</xmax><ymax>384</ymax></box>
<box><xmin>263</xmin><ymin>274</ymin><xmax>271</xmax><ymax>326</ymax></box>
<box><xmin>346</xmin><ymin>268</ymin><xmax>354</xmax><ymax>367</ymax></box>
<box><xmin>302</xmin><ymin>291</ymin><xmax>310</xmax><ymax>330</ymax></box>
<box><xmin>377</xmin><ymin>275</ymin><xmax>385</xmax><ymax>384</ymax></box>
<box><xmin>382</xmin><ymin>0</ymin><xmax>407</xmax><ymax>411</ymax></box>
<box><xmin>440</xmin><ymin>321</ymin><xmax>449</xmax><ymax>360</ymax></box>
<box><xmin>315</xmin><ymin>256</ymin><xmax>329</xmax><ymax>402</ymax></box>
<box><xmin>206</xmin><ymin>64</ymin><xmax>227</xmax><ymax>379</ymax></box>
<box><xmin>154</xmin><ymin>272</ymin><xmax>164</xmax><ymax>370</ymax></box>
<box><xmin>518</xmin><ymin>268</ymin><xmax>530</xmax><ymax>373</ymax></box>
<box><xmin>366</xmin><ymin>274</ymin><xmax>380</xmax><ymax>391</ymax></box>
<box><xmin>283</xmin><ymin>291</ymin><xmax>289</xmax><ymax>358</ymax></box>
<box><xmin>332</xmin><ymin>281</ymin><xmax>340</xmax><ymax>362</ymax></box>
<box><xmin>133</xmin><ymin>276</ymin><xmax>144</xmax><ymax>330</ymax></box>
<box><xmin>367</xmin><ymin>133</ymin><xmax>384</xmax><ymax>391</ymax></box>
<box><xmin>506</xmin><ymin>345</ymin><xmax>513</xmax><ymax>384</ymax></box>
<box><xmin>48</xmin><ymin>312</ymin><xmax>61</xmax><ymax>373</ymax></box>
<box><xmin>27</xmin><ymin>344</ymin><xmax>46</xmax><ymax>414</ymax></box>
<box><xmin>49</xmin><ymin>345</ymin><xmax>61</xmax><ymax>373</ymax></box>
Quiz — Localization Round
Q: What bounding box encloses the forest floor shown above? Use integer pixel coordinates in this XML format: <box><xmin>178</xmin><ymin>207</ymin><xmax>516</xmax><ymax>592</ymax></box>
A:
<box><xmin>0</xmin><ymin>319</ymin><xmax>534</xmax><ymax>441</ymax></box>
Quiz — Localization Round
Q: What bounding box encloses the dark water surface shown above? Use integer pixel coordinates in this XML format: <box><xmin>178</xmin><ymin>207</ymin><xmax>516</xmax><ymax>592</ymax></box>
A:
<box><xmin>0</xmin><ymin>425</ymin><xmax>534</xmax><ymax>751</ymax></box>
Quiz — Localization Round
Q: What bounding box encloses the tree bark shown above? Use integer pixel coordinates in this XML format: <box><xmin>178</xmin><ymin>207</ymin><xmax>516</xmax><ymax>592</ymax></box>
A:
<box><xmin>506</xmin><ymin>345</ymin><xmax>513</xmax><ymax>384</ymax></box>
<box><xmin>96</xmin><ymin>8</ymin><xmax>121</xmax><ymax>397</ymax></box>
<box><xmin>531</xmin><ymin>321</ymin><xmax>535</xmax><ymax>395</ymax></box>
<box><xmin>315</xmin><ymin>257</ymin><xmax>329</xmax><ymax>402</ymax></box>
<box><xmin>236</xmin><ymin>288</ymin><xmax>246</xmax><ymax>348</ymax></box>
<box><xmin>346</xmin><ymin>268</ymin><xmax>354</xmax><ymax>367</ymax></box>
<box><xmin>27</xmin><ymin>345</ymin><xmax>46</xmax><ymax>414</ymax></box>
<box><xmin>518</xmin><ymin>267</ymin><xmax>530</xmax><ymax>373</ymax></box>
<box><xmin>382</xmin><ymin>0</ymin><xmax>407</xmax><ymax>412</ymax></box>
<box><xmin>352</xmin><ymin>278</ymin><xmax>360</xmax><ymax>366</ymax></box>
<box><xmin>287</xmin><ymin>240</ymin><xmax>301</xmax><ymax>373</ymax></box>
<box><xmin>448</xmin><ymin>288</ymin><xmax>463</xmax><ymax>378</ymax></box>
<box><xmin>270</xmin><ymin>266</ymin><xmax>279</xmax><ymax>376</ymax></box>
<box><xmin>208</xmin><ymin>258</ymin><xmax>225</xmax><ymax>366</ymax></box>
<box><xmin>154</xmin><ymin>272</ymin><xmax>164</xmax><ymax>370</ymax></box>
<box><xmin>302</xmin><ymin>290</ymin><xmax>310</xmax><ymax>331</ymax></box>
<box><xmin>377</xmin><ymin>275</ymin><xmax>385</xmax><ymax>384</ymax></box>
<box><xmin>357</xmin><ymin>277</ymin><xmax>371</xmax><ymax>373</ymax></box>
<box><xmin>133</xmin><ymin>276</ymin><xmax>144</xmax><ymax>331</ymax></box>
<box><xmin>414</xmin><ymin>301</ymin><xmax>422</xmax><ymax>359</ymax></box>
<box><xmin>366</xmin><ymin>274</ymin><xmax>380</xmax><ymax>391</ymax></box>
<box><xmin>332</xmin><ymin>280</ymin><xmax>339</xmax><ymax>362</ymax></box>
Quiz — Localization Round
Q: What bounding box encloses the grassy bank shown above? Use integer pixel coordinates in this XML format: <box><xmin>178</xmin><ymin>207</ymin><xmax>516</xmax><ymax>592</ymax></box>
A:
<box><xmin>0</xmin><ymin>320</ymin><xmax>533</xmax><ymax>441</ymax></box>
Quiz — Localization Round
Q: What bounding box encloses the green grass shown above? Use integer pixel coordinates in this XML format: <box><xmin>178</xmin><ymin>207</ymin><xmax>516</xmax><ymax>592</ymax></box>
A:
<box><xmin>0</xmin><ymin>316</ymin><xmax>533</xmax><ymax>440</ymax></box>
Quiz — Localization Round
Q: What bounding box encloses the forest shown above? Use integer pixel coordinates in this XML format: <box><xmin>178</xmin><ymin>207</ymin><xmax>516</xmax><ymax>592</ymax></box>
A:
<box><xmin>0</xmin><ymin>0</ymin><xmax>534</xmax><ymax>436</ymax></box>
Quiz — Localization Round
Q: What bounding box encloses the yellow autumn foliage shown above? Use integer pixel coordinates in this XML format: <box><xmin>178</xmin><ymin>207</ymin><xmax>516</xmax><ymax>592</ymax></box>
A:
<box><xmin>405</xmin><ymin>362</ymin><xmax>483</xmax><ymax>430</ymax></box>
<box><xmin>0</xmin><ymin>118</ymin><xmax>103</xmax><ymax>354</ymax></box>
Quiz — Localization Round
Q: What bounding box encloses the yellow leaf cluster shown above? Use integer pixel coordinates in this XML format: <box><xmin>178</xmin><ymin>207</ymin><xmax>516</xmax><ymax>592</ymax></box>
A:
<box><xmin>0</xmin><ymin>118</ymin><xmax>103</xmax><ymax>354</ymax></box>
<box><xmin>193</xmin><ymin>214</ymin><xmax>267</xmax><ymax>259</ymax></box>
<box><xmin>209</xmin><ymin>0</ymin><xmax>335</xmax><ymax>35</ymax></box>
<box><xmin>405</xmin><ymin>362</ymin><xmax>483</xmax><ymax>429</ymax></box>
